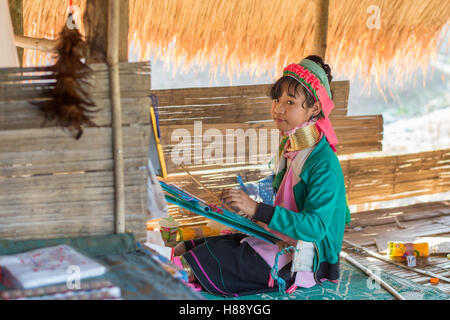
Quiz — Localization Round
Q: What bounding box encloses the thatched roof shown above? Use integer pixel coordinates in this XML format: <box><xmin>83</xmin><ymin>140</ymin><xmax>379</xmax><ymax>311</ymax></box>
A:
<box><xmin>23</xmin><ymin>0</ymin><xmax>449</xmax><ymax>86</ymax></box>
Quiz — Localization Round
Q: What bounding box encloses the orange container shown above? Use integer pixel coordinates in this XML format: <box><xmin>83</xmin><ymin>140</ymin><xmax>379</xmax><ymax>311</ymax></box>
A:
<box><xmin>388</xmin><ymin>241</ymin><xmax>429</xmax><ymax>258</ymax></box>
<box><xmin>178</xmin><ymin>226</ymin><xmax>220</xmax><ymax>240</ymax></box>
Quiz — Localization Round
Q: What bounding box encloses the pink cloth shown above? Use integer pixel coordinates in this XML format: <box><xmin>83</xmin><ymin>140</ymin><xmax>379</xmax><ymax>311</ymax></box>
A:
<box><xmin>171</xmin><ymin>256</ymin><xmax>183</xmax><ymax>270</ymax></box>
<box><xmin>315</xmin><ymin>85</ymin><xmax>338</xmax><ymax>151</ymax></box>
<box><xmin>242</xmin><ymin>157</ymin><xmax>317</xmax><ymax>290</ymax></box>
<box><xmin>271</xmin><ymin>166</ymin><xmax>300</xmax><ymax>246</ymax></box>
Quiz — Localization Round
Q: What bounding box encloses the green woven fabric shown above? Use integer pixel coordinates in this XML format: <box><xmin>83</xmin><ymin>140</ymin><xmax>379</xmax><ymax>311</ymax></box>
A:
<box><xmin>0</xmin><ymin>233</ymin><xmax>202</xmax><ymax>300</ymax></box>
<box><xmin>202</xmin><ymin>261</ymin><xmax>450</xmax><ymax>300</ymax></box>
<box><xmin>299</xmin><ymin>59</ymin><xmax>332</xmax><ymax>98</ymax></box>
<box><xmin>0</xmin><ymin>233</ymin><xmax>137</xmax><ymax>257</ymax></box>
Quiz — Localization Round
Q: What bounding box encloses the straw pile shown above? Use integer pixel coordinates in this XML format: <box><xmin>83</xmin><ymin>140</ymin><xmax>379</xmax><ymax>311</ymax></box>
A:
<box><xmin>22</xmin><ymin>0</ymin><xmax>449</xmax><ymax>86</ymax></box>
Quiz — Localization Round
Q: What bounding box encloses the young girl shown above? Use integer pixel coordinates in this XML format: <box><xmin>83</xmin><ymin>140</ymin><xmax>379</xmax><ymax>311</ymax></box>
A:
<box><xmin>172</xmin><ymin>55</ymin><xmax>350</xmax><ymax>297</ymax></box>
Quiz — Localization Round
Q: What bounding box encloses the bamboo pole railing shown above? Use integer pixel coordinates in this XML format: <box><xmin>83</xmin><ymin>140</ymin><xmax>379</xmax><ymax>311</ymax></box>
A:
<box><xmin>107</xmin><ymin>0</ymin><xmax>125</xmax><ymax>234</ymax></box>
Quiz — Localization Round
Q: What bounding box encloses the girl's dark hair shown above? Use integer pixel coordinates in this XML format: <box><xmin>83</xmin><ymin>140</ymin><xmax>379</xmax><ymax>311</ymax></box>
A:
<box><xmin>269</xmin><ymin>55</ymin><xmax>333</xmax><ymax>116</ymax></box>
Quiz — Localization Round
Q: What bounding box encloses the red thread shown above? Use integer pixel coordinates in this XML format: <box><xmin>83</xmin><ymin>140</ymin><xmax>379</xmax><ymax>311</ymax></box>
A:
<box><xmin>268</xmin><ymin>274</ymin><xmax>274</xmax><ymax>287</ymax></box>
<box><xmin>286</xmin><ymin>284</ymin><xmax>297</xmax><ymax>294</ymax></box>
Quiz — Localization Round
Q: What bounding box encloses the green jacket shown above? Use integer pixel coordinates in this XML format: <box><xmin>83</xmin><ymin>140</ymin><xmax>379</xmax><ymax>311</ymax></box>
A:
<box><xmin>256</xmin><ymin>135</ymin><xmax>350</xmax><ymax>278</ymax></box>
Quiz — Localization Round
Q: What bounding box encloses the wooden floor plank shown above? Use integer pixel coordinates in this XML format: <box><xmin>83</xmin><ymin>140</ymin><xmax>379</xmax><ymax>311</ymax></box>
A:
<box><xmin>342</xmin><ymin>230</ymin><xmax>450</xmax><ymax>295</ymax></box>
<box><xmin>349</xmin><ymin>201</ymin><xmax>450</xmax><ymax>228</ymax></box>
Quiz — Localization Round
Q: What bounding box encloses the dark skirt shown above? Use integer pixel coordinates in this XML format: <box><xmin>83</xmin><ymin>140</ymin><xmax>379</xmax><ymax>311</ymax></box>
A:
<box><xmin>182</xmin><ymin>234</ymin><xmax>295</xmax><ymax>297</ymax></box>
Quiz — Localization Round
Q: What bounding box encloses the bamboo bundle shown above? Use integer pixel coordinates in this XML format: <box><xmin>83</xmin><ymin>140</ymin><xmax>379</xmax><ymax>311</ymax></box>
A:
<box><xmin>21</xmin><ymin>0</ymin><xmax>449</xmax><ymax>88</ymax></box>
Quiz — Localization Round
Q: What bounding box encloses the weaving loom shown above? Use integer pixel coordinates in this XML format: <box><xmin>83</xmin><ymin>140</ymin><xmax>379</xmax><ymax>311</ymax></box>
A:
<box><xmin>159</xmin><ymin>180</ymin><xmax>281</xmax><ymax>244</ymax></box>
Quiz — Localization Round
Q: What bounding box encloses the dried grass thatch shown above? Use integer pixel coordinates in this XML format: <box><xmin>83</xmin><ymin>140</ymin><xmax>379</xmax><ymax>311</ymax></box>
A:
<box><xmin>22</xmin><ymin>0</ymin><xmax>449</xmax><ymax>86</ymax></box>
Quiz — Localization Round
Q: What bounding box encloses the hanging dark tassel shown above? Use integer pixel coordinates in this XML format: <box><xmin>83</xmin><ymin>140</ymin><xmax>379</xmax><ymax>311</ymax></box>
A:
<box><xmin>37</xmin><ymin>15</ymin><xmax>98</xmax><ymax>140</ymax></box>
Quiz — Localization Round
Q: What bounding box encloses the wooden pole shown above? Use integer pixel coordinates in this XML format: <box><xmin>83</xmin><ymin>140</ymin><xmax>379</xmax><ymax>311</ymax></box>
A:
<box><xmin>14</xmin><ymin>34</ymin><xmax>59</xmax><ymax>52</ymax></box>
<box><xmin>343</xmin><ymin>239</ymin><xmax>450</xmax><ymax>283</ymax></box>
<box><xmin>118</xmin><ymin>0</ymin><xmax>129</xmax><ymax>62</ymax></box>
<box><xmin>107</xmin><ymin>0</ymin><xmax>125</xmax><ymax>234</ymax></box>
<box><xmin>84</xmin><ymin>0</ymin><xmax>108</xmax><ymax>63</ymax></box>
<box><xmin>340</xmin><ymin>251</ymin><xmax>406</xmax><ymax>300</ymax></box>
<box><xmin>8</xmin><ymin>0</ymin><xmax>23</xmax><ymax>66</ymax></box>
<box><xmin>84</xmin><ymin>0</ymin><xmax>129</xmax><ymax>63</ymax></box>
<box><xmin>312</xmin><ymin>0</ymin><xmax>329</xmax><ymax>59</ymax></box>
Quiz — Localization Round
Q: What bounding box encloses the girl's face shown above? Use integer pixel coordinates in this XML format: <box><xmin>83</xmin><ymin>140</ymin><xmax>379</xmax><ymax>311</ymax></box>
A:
<box><xmin>271</xmin><ymin>81</ymin><xmax>321</xmax><ymax>132</ymax></box>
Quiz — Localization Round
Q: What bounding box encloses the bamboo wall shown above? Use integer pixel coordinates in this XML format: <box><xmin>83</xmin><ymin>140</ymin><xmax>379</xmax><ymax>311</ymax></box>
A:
<box><xmin>0</xmin><ymin>62</ymin><xmax>151</xmax><ymax>240</ymax></box>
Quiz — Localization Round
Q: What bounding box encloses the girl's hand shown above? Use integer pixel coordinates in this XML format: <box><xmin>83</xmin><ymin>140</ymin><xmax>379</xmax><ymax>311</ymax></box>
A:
<box><xmin>173</xmin><ymin>242</ymin><xmax>186</xmax><ymax>256</ymax></box>
<box><xmin>220</xmin><ymin>189</ymin><xmax>258</xmax><ymax>218</ymax></box>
